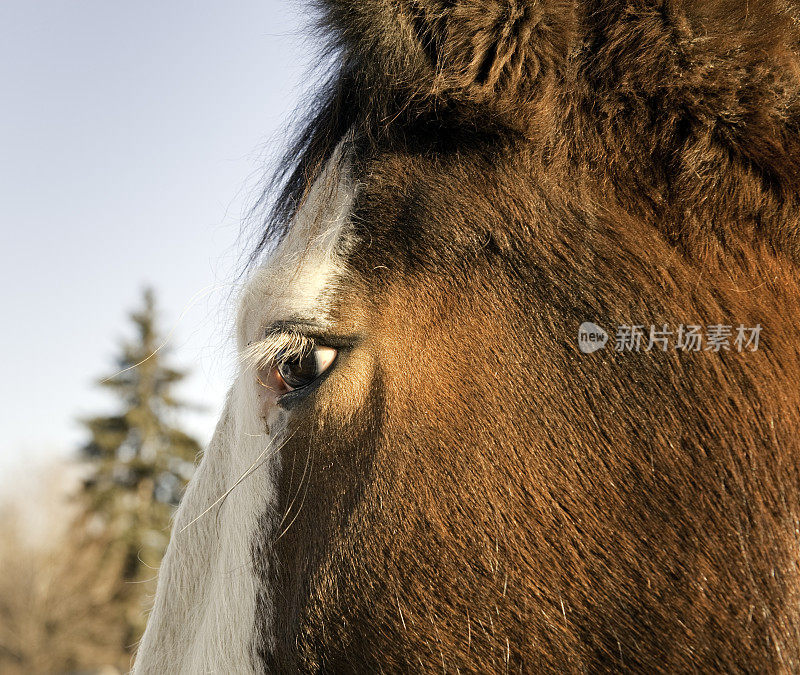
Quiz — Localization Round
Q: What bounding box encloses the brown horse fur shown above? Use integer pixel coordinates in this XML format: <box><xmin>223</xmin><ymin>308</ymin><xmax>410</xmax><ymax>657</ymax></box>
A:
<box><xmin>142</xmin><ymin>1</ymin><xmax>800</xmax><ymax>673</ymax></box>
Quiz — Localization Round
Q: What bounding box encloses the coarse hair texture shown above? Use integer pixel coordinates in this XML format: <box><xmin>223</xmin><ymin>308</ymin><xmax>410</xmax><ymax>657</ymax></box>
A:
<box><xmin>252</xmin><ymin>0</ymin><xmax>800</xmax><ymax>267</ymax></box>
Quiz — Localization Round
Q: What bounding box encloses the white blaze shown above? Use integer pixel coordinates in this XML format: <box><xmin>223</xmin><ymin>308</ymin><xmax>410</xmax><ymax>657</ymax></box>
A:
<box><xmin>134</xmin><ymin>143</ymin><xmax>355</xmax><ymax>673</ymax></box>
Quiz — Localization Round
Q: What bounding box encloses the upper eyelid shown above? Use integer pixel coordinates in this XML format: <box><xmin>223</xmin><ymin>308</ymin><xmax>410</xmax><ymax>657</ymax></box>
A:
<box><xmin>265</xmin><ymin>319</ymin><xmax>362</xmax><ymax>348</ymax></box>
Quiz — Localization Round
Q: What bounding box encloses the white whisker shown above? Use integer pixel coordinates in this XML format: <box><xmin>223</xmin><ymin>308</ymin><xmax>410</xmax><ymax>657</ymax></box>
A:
<box><xmin>102</xmin><ymin>281</ymin><xmax>233</xmax><ymax>383</ymax></box>
<box><xmin>274</xmin><ymin>441</ymin><xmax>314</xmax><ymax>543</ymax></box>
<box><xmin>275</xmin><ymin>433</ymin><xmax>313</xmax><ymax>534</ymax></box>
<box><xmin>179</xmin><ymin>429</ymin><xmax>296</xmax><ymax>534</ymax></box>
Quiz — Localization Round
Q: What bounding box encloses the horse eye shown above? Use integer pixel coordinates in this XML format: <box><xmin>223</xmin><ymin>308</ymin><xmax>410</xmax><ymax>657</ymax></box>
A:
<box><xmin>275</xmin><ymin>345</ymin><xmax>337</xmax><ymax>392</ymax></box>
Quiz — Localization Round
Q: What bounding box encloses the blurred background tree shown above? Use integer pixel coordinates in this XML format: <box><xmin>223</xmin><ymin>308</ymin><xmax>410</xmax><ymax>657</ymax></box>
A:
<box><xmin>77</xmin><ymin>287</ymin><xmax>200</xmax><ymax>652</ymax></box>
<box><xmin>0</xmin><ymin>287</ymin><xmax>202</xmax><ymax>673</ymax></box>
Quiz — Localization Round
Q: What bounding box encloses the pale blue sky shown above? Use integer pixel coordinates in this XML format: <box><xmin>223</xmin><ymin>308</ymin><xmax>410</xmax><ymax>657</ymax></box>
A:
<box><xmin>0</xmin><ymin>1</ymin><xmax>319</xmax><ymax>484</ymax></box>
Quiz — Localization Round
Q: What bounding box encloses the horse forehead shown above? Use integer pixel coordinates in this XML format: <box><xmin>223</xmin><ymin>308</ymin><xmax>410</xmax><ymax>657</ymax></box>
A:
<box><xmin>236</xmin><ymin>157</ymin><xmax>356</xmax><ymax>348</ymax></box>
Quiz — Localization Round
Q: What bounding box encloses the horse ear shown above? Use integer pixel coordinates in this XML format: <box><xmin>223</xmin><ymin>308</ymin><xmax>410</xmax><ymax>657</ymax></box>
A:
<box><xmin>318</xmin><ymin>0</ymin><xmax>577</xmax><ymax>131</ymax></box>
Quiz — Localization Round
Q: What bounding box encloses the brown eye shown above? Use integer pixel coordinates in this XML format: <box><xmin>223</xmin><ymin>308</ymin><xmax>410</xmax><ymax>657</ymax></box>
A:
<box><xmin>275</xmin><ymin>345</ymin><xmax>337</xmax><ymax>392</ymax></box>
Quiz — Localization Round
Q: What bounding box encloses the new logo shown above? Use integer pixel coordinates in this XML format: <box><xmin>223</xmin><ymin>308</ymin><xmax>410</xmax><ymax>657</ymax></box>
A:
<box><xmin>578</xmin><ymin>322</ymin><xmax>608</xmax><ymax>354</ymax></box>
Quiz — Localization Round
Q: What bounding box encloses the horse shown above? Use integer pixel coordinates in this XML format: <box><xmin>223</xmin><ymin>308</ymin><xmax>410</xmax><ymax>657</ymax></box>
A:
<box><xmin>134</xmin><ymin>1</ymin><xmax>800</xmax><ymax>671</ymax></box>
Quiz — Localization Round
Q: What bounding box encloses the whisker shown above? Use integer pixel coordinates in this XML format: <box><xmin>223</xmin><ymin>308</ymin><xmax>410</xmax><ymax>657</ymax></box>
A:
<box><xmin>275</xmin><ymin>433</ymin><xmax>312</xmax><ymax>533</ymax></box>
<box><xmin>274</xmin><ymin>442</ymin><xmax>314</xmax><ymax>543</ymax></box>
<box><xmin>179</xmin><ymin>429</ymin><xmax>296</xmax><ymax>533</ymax></box>
<box><xmin>101</xmin><ymin>282</ymin><xmax>233</xmax><ymax>383</ymax></box>
<box><xmin>126</xmin><ymin>575</ymin><xmax>160</xmax><ymax>585</ymax></box>
<box><xmin>136</xmin><ymin>549</ymin><xmax>160</xmax><ymax>571</ymax></box>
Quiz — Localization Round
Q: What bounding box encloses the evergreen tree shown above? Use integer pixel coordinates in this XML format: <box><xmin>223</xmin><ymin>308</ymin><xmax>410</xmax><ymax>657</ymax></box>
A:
<box><xmin>78</xmin><ymin>287</ymin><xmax>200</xmax><ymax>647</ymax></box>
